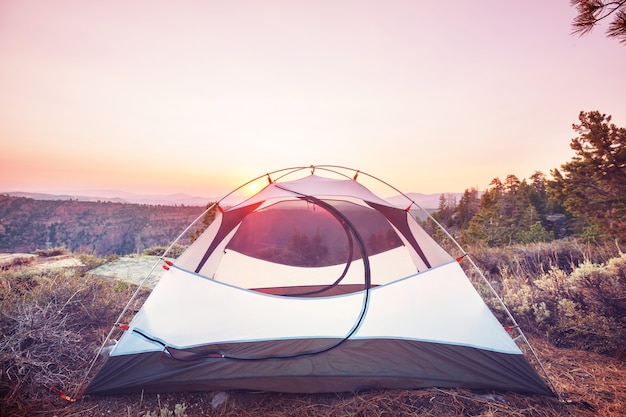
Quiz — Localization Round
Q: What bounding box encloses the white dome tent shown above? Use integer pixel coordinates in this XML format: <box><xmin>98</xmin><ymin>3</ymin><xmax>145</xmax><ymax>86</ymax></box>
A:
<box><xmin>82</xmin><ymin>165</ymin><xmax>555</xmax><ymax>397</ymax></box>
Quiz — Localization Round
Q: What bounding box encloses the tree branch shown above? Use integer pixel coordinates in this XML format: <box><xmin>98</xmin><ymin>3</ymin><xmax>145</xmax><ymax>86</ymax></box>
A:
<box><xmin>571</xmin><ymin>0</ymin><xmax>626</xmax><ymax>42</ymax></box>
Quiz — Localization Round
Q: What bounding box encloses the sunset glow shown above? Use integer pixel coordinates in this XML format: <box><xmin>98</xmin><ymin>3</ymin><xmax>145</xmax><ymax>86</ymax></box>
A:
<box><xmin>1</xmin><ymin>1</ymin><xmax>625</xmax><ymax>199</ymax></box>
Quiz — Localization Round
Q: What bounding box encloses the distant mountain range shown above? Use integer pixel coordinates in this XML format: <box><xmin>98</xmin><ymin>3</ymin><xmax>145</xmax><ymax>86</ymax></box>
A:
<box><xmin>1</xmin><ymin>190</ymin><xmax>463</xmax><ymax>210</ymax></box>
<box><xmin>384</xmin><ymin>193</ymin><xmax>463</xmax><ymax>211</ymax></box>
<box><xmin>2</xmin><ymin>190</ymin><xmax>228</xmax><ymax>207</ymax></box>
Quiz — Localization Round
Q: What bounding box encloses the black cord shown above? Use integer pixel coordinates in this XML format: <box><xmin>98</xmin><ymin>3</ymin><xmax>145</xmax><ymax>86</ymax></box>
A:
<box><xmin>279</xmin><ymin>196</ymin><xmax>355</xmax><ymax>297</ymax></box>
<box><xmin>163</xmin><ymin>191</ymin><xmax>372</xmax><ymax>362</ymax></box>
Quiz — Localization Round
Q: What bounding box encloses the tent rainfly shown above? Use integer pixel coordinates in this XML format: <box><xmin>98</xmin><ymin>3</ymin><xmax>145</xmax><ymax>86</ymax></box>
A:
<box><xmin>84</xmin><ymin>166</ymin><xmax>554</xmax><ymax>396</ymax></box>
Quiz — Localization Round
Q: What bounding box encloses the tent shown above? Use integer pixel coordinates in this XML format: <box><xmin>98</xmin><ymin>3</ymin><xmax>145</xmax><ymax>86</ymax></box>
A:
<box><xmin>85</xmin><ymin>166</ymin><xmax>553</xmax><ymax>396</ymax></box>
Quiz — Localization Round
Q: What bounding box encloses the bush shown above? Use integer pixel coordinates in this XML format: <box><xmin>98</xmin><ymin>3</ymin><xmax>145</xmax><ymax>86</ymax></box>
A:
<box><xmin>531</xmin><ymin>254</ymin><xmax>626</xmax><ymax>356</ymax></box>
<box><xmin>143</xmin><ymin>244</ymin><xmax>187</xmax><ymax>258</ymax></box>
<box><xmin>466</xmin><ymin>242</ymin><xmax>626</xmax><ymax>358</ymax></box>
<box><xmin>466</xmin><ymin>239</ymin><xmax>619</xmax><ymax>282</ymax></box>
<box><xmin>34</xmin><ymin>247</ymin><xmax>69</xmax><ymax>257</ymax></box>
<box><xmin>76</xmin><ymin>253</ymin><xmax>119</xmax><ymax>270</ymax></box>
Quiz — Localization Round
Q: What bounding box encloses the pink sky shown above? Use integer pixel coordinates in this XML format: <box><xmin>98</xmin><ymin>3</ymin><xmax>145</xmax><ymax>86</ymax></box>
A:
<box><xmin>1</xmin><ymin>1</ymin><xmax>625</xmax><ymax>198</ymax></box>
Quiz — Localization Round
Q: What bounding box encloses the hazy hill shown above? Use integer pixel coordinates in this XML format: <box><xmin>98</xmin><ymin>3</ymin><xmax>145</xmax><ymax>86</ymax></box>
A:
<box><xmin>0</xmin><ymin>196</ymin><xmax>205</xmax><ymax>255</ymax></box>
<box><xmin>384</xmin><ymin>192</ymin><xmax>461</xmax><ymax>209</ymax></box>
<box><xmin>2</xmin><ymin>190</ymin><xmax>221</xmax><ymax>206</ymax></box>
<box><xmin>2</xmin><ymin>190</ymin><xmax>459</xmax><ymax>210</ymax></box>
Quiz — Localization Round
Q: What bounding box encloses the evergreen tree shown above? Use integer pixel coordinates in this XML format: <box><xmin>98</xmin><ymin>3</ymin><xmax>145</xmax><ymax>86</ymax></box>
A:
<box><xmin>434</xmin><ymin>193</ymin><xmax>458</xmax><ymax>228</ymax></box>
<box><xmin>571</xmin><ymin>0</ymin><xmax>626</xmax><ymax>44</ymax></box>
<box><xmin>461</xmin><ymin>178</ymin><xmax>510</xmax><ymax>246</ymax></box>
<box><xmin>460</xmin><ymin>175</ymin><xmax>554</xmax><ymax>247</ymax></box>
<box><xmin>455</xmin><ymin>187</ymin><xmax>481</xmax><ymax>230</ymax></box>
<box><xmin>548</xmin><ymin>111</ymin><xmax>626</xmax><ymax>243</ymax></box>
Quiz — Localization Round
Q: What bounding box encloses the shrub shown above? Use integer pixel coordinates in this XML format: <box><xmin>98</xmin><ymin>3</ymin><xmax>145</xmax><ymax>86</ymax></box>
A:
<box><xmin>143</xmin><ymin>244</ymin><xmax>187</xmax><ymax>258</ymax></box>
<box><xmin>477</xmin><ymin>251</ymin><xmax>626</xmax><ymax>358</ymax></box>
<box><xmin>34</xmin><ymin>247</ymin><xmax>69</xmax><ymax>257</ymax></box>
<box><xmin>74</xmin><ymin>253</ymin><xmax>120</xmax><ymax>271</ymax></box>
<box><xmin>531</xmin><ymin>255</ymin><xmax>626</xmax><ymax>356</ymax></box>
<box><xmin>467</xmin><ymin>239</ymin><xmax>613</xmax><ymax>282</ymax></box>
<box><xmin>462</xmin><ymin>240</ymin><xmax>625</xmax><ymax>357</ymax></box>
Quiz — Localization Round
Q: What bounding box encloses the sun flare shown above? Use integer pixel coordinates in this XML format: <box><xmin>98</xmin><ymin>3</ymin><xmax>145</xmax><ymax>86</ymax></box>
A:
<box><xmin>245</xmin><ymin>182</ymin><xmax>260</xmax><ymax>195</ymax></box>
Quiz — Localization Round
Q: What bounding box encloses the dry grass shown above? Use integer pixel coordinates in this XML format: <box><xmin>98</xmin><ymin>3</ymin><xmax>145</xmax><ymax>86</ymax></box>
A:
<box><xmin>465</xmin><ymin>239</ymin><xmax>620</xmax><ymax>280</ymax></box>
<box><xmin>1</xmin><ymin>250</ymin><xmax>625</xmax><ymax>417</ymax></box>
<box><xmin>0</xmin><ymin>259</ymin><xmax>145</xmax><ymax>416</ymax></box>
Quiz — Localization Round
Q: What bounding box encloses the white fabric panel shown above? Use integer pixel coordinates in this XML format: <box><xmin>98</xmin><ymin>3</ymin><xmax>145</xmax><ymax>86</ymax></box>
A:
<box><xmin>120</xmin><ymin>266</ymin><xmax>367</xmax><ymax>349</ymax></box>
<box><xmin>213</xmin><ymin>247</ymin><xmax>417</xmax><ymax>288</ymax></box>
<box><xmin>195</xmin><ymin>227</ymin><xmax>238</xmax><ymax>277</ymax></box>
<box><xmin>388</xmin><ymin>223</ymin><xmax>430</xmax><ymax>272</ymax></box>
<box><xmin>407</xmin><ymin>217</ymin><xmax>453</xmax><ymax>267</ymax></box>
<box><xmin>111</xmin><ymin>331</ymin><xmax>163</xmax><ymax>356</ymax></box>
<box><xmin>232</xmin><ymin>175</ymin><xmax>392</xmax><ymax>209</ymax></box>
<box><xmin>114</xmin><ymin>262</ymin><xmax>520</xmax><ymax>356</ymax></box>
<box><xmin>175</xmin><ymin>212</ymin><xmax>224</xmax><ymax>271</ymax></box>
<box><xmin>354</xmin><ymin>261</ymin><xmax>519</xmax><ymax>353</ymax></box>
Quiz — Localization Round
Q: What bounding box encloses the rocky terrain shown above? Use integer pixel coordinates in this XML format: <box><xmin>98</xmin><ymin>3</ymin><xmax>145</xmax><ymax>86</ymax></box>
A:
<box><xmin>0</xmin><ymin>196</ymin><xmax>206</xmax><ymax>255</ymax></box>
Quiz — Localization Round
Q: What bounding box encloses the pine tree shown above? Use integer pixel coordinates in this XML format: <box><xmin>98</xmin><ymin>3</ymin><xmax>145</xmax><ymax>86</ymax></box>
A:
<box><xmin>549</xmin><ymin>111</ymin><xmax>626</xmax><ymax>243</ymax></box>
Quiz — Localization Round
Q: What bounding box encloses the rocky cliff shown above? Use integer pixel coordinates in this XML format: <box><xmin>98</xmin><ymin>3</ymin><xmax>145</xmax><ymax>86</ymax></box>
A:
<box><xmin>0</xmin><ymin>196</ymin><xmax>207</xmax><ymax>255</ymax></box>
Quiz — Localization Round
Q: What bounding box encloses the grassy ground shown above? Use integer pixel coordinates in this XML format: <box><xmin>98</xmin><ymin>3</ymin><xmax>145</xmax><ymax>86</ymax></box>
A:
<box><xmin>1</xmin><ymin>246</ymin><xmax>624</xmax><ymax>417</ymax></box>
